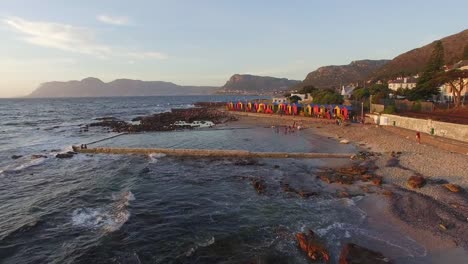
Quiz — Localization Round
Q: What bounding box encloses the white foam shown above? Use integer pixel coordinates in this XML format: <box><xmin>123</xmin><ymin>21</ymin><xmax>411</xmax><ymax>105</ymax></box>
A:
<box><xmin>198</xmin><ymin>236</ymin><xmax>215</xmax><ymax>247</ymax></box>
<box><xmin>72</xmin><ymin>191</ymin><xmax>135</xmax><ymax>233</ymax></box>
<box><xmin>148</xmin><ymin>153</ymin><xmax>166</xmax><ymax>163</ymax></box>
<box><xmin>3</xmin><ymin>157</ymin><xmax>48</xmax><ymax>172</ymax></box>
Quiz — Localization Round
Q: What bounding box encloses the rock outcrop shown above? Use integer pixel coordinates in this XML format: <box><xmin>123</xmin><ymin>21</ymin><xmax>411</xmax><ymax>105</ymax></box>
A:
<box><xmin>339</xmin><ymin>243</ymin><xmax>391</xmax><ymax>264</ymax></box>
<box><xmin>296</xmin><ymin>230</ymin><xmax>330</xmax><ymax>263</ymax></box>
<box><xmin>407</xmin><ymin>175</ymin><xmax>426</xmax><ymax>189</ymax></box>
<box><xmin>90</xmin><ymin>107</ymin><xmax>236</xmax><ymax>133</ymax></box>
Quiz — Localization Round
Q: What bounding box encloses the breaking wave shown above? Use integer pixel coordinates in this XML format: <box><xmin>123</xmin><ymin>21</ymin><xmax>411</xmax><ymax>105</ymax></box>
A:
<box><xmin>72</xmin><ymin>191</ymin><xmax>135</xmax><ymax>233</ymax></box>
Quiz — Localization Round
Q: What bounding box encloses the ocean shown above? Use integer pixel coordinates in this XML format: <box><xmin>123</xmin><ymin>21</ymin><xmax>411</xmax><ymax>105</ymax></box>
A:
<box><xmin>0</xmin><ymin>96</ymin><xmax>427</xmax><ymax>263</ymax></box>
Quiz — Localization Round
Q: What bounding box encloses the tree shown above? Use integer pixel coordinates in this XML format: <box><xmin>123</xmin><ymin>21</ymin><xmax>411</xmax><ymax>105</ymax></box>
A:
<box><xmin>351</xmin><ymin>87</ymin><xmax>370</xmax><ymax>101</ymax></box>
<box><xmin>298</xmin><ymin>85</ymin><xmax>318</xmax><ymax>94</ymax></box>
<box><xmin>289</xmin><ymin>95</ymin><xmax>302</xmax><ymax>103</ymax></box>
<box><xmin>312</xmin><ymin>89</ymin><xmax>343</xmax><ymax>104</ymax></box>
<box><xmin>412</xmin><ymin>40</ymin><xmax>445</xmax><ymax>100</ymax></box>
<box><xmin>368</xmin><ymin>83</ymin><xmax>391</xmax><ymax>103</ymax></box>
<box><xmin>437</xmin><ymin>69</ymin><xmax>468</xmax><ymax>108</ymax></box>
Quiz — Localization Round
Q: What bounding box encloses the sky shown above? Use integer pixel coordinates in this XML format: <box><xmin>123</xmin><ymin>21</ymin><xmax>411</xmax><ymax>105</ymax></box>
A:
<box><xmin>0</xmin><ymin>0</ymin><xmax>467</xmax><ymax>97</ymax></box>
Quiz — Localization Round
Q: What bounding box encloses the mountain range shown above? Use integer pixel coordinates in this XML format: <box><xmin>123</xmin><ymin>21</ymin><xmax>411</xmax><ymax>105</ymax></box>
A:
<box><xmin>26</xmin><ymin>29</ymin><xmax>467</xmax><ymax>97</ymax></box>
<box><xmin>298</xmin><ymin>59</ymin><xmax>390</xmax><ymax>90</ymax></box>
<box><xmin>27</xmin><ymin>77</ymin><xmax>218</xmax><ymax>98</ymax></box>
<box><xmin>373</xmin><ymin>29</ymin><xmax>468</xmax><ymax>80</ymax></box>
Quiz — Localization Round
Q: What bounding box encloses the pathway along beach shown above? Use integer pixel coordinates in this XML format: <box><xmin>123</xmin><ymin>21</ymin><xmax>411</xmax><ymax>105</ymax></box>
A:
<box><xmin>225</xmin><ymin>112</ymin><xmax>468</xmax><ymax>262</ymax></box>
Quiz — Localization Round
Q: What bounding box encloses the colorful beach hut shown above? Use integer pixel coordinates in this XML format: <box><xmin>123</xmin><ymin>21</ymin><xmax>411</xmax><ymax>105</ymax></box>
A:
<box><xmin>277</xmin><ymin>102</ymin><xmax>287</xmax><ymax>114</ymax></box>
<box><xmin>246</xmin><ymin>102</ymin><xmax>253</xmax><ymax>112</ymax></box>
<box><xmin>228</xmin><ymin>101</ymin><xmax>234</xmax><ymax>111</ymax></box>
<box><xmin>319</xmin><ymin>105</ymin><xmax>326</xmax><ymax>116</ymax></box>
<box><xmin>313</xmin><ymin>105</ymin><xmax>320</xmax><ymax>116</ymax></box>
<box><xmin>341</xmin><ymin>106</ymin><xmax>352</xmax><ymax>120</ymax></box>
<box><xmin>265</xmin><ymin>104</ymin><xmax>274</xmax><ymax>114</ymax></box>
<box><xmin>305</xmin><ymin>104</ymin><xmax>313</xmax><ymax>116</ymax></box>
<box><xmin>236</xmin><ymin>101</ymin><xmax>244</xmax><ymax>111</ymax></box>
<box><xmin>334</xmin><ymin>105</ymin><xmax>342</xmax><ymax>118</ymax></box>
<box><xmin>257</xmin><ymin>103</ymin><xmax>266</xmax><ymax>113</ymax></box>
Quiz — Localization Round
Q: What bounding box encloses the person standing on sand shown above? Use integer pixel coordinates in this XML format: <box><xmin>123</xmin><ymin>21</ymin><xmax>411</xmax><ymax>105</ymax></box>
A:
<box><xmin>416</xmin><ymin>132</ymin><xmax>421</xmax><ymax>144</ymax></box>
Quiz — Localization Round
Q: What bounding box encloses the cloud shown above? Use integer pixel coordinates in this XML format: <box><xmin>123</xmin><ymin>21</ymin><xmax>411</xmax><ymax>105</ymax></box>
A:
<box><xmin>3</xmin><ymin>16</ymin><xmax>166</xmax><ymax>60</ymax></box>
<box><xmin>97</xmin><ymin>14</ymin><xmax>129</xmax><ymax>25</ymax></box>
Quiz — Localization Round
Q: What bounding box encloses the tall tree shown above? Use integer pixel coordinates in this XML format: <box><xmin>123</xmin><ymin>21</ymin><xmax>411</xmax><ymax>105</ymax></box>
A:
<box><xmin>412</xmin><ymin>40</ymin><xmax>445</xmax><ymax>100</ymax></box>
<box><xmin>437</xmin><ymin>69</ymin><xmax>468</xmax><ymax>108</ymax></box>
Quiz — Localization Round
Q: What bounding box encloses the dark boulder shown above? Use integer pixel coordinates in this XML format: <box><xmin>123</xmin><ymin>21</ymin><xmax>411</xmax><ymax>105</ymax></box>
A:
<box><xmin>407</xmin><ymin>175</ymin><xmax>426</xmax><ymax>189</ymax></box>
<box><xmin>56</xmin><ymin>153</ymin><xmax>74</xmax><ymax>159</ymax></box>
<box><xmin>339</xmin><ymin>243</ymin><xmax>391</xmax><ymax>264</ymax></box>
<box><xmin>140</xmin><ymin>167</ymin><xmax>150</xmax><ymax>174</ymax></box>
<box><xmin>11</xmin><ymin>155</ymin><xmax>23</xmax><ymax>159</ymax></box>
<box><xmin>296</xmin><ymin>230</ymin><xmax>330</xmax><ymax>263</ymax></box>
<box><xmin>251</xmin><ymin>178</ymin><xmax>266</xmax><ymax>194</ymax></box>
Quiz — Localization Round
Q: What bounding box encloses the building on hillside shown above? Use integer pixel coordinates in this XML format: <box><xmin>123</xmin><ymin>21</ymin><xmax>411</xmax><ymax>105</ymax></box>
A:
<box><xmin>438</xmin><ymin>60</ymin><xmax>468</xmax><ymax>103</ymax></box>
<box><xmin>272</xmin><ymin>97</ymin><xmax>288</xmax><ymax>103</ymax></box>
<box><xmin>341</xmin><ymin>85</ymin><xmax>356</xmax><ymax>99</ymax></box>
<box><xmin>388</xmin><ymin>76</ymin><xmax>418</xmax><ymax>91</ymax></box>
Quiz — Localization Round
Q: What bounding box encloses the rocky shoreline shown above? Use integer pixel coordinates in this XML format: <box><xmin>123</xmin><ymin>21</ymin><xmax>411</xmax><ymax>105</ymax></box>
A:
<box><xmin>227</xmin><ymin>113</ymin><xmax>468</xmax><ymax>263</ymax></box>
<box><xmin>88</xmin><ymin>106</ymin><xmax>236</xmax><ymax>133</ymax></box>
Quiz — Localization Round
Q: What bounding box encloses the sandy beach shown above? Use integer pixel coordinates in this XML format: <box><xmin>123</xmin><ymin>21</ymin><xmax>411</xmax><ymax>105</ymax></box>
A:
<box><xmin>226</xmin><ymin>112</ymin><xmax>468</xmax><ymax>262</ymax></box>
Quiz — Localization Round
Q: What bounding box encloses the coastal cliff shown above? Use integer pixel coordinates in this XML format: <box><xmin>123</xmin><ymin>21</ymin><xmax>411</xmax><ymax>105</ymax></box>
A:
<box><xmin>219</xmin><ymin>74</ymin><xmax>300</xmax><ymax>95</ymax></box>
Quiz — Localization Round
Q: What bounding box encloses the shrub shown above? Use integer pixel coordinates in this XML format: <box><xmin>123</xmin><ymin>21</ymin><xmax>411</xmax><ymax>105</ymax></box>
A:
<box><xmin>383</xmin><ymin>104</ymin><xmax>397</xmax><ymax>114</ymax></box>
<box><xmin>411</xmin><ymin>101</ymin><xmax>422</xmax><ymax>112</ymax></box>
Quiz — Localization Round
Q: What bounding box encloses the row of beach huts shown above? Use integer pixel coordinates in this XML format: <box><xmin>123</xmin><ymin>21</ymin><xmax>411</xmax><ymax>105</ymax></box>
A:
<box><xmin>226</xmin><ymin>101</ymin><xmax>354</xmax><ymax>120</ymax></box>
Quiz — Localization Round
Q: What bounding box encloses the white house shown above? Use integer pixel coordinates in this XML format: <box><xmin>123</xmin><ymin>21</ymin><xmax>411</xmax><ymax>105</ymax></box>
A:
<box><xmin>438</xmin><ymin>60</ymin><xmax>468</xmax><ymax>102</ymax></box>
<box><xmin>388</xmin><ymin>76</ymin><xmax>418</xmax><ymax>91</ymax></box>
<box><xmin>272</xmin><ymin>97</ymin><xmax>288</xmax><ymax>103</ymax></box>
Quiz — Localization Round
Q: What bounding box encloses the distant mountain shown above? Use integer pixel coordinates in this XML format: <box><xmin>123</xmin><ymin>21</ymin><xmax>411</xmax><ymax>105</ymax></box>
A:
<box><xmin>299</xmin><ymin>60</ymin><xmax>390</xmax><ymax>90</ymax></box>
<box><xmin>219</xmin><ymin>74</ymin><xmax>300</xmax><ymax>95</ymax></box>
<box><xmin>27</xmin><ymin>77</ymin><xmax>218</xmax><ymax>98</ymax></box>
<box><xmin>373</xmin><ymin>29</ymin><xmax>468</xmax><ymax>80</ymax></box>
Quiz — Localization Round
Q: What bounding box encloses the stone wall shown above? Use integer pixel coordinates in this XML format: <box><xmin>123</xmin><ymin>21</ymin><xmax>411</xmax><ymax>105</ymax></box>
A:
<box><xmin>370</xmin><ymin>114</ymin><xmax>468</xmax><ymax>143</ymax></box>
<box><xmin>76</xmin><ymin>147</ymin><xmax>353</xmax><ymax>159</ymax></box>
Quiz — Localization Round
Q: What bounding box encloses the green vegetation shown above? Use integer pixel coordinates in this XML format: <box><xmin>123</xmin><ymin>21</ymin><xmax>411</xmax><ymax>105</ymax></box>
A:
<box><xmin>312</xmin><ymin>89</ymin><xmax>343</xmax><ymax>104</ymax></box>
<box><xmin>289</xmin><ymin>95</ymin><xmax>302</xmax><ymax>103</ymax></box>
<box><xmin>369</xmin><ymin>84</ymin><xmax>392</xmax><ymax>103</ymax></box>
<box><xmin>298</xmin><ymin>85</ymin><xmax>318</xmax><ymax>94</ymax></box>
<box><xmin>351</xmin><ymin>84</ymin><xmax>391</xmax><ymax>104</ymax></box>
<box><xmin>351</xmin><ymin>87</ymin><xmax>370</xmax><ymax>101</ymax></box>
<box><xmin>410</xmin><ymin>41</ymin><xmax>445</xmax><ymax>100</ymax></box>
<box><xmin>383</xmin><ymin>104</ymin><xmax>397</xmax><ymax>114</ymax></box>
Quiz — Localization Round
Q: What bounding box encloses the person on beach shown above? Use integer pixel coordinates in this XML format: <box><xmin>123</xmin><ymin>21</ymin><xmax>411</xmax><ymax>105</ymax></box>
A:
<box><xmin>416</xmin><ymin>132</ymin><xmax>421</xmax><ymax>144</ymax></box>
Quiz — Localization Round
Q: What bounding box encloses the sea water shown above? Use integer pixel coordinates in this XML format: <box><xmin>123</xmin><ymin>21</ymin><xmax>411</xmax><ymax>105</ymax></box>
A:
<box><xmin>0</xmin><ymin>96</ymin><xmax>432</xmax><ymax>263</ymax></box>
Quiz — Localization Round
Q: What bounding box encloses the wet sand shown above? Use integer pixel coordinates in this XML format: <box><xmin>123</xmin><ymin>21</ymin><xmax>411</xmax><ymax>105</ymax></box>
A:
<box><xmin>226</xmin><ymin>114</ymin><xmax>468</xmax><ymax>263</ymax></box>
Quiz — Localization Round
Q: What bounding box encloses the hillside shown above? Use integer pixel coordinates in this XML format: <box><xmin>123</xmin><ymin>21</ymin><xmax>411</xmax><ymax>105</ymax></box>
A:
<box><xmin>219</xmin><ymin>74</ymin><xmax>300</xmax><ymax>95</ymax></box>
<box><xmin>299</xmin><ymin>60</ymin><xmax>390</xmax><ymax>90</ymax></box>
<box><xmin>373</xmin><ymin>29</ymin><xmax>468</xmax><ymax>79</ymax></box>
<box><xmin>27</xmin><ymin>77</ymin><xmax>218</xmax><ymax>98</ymax></box>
